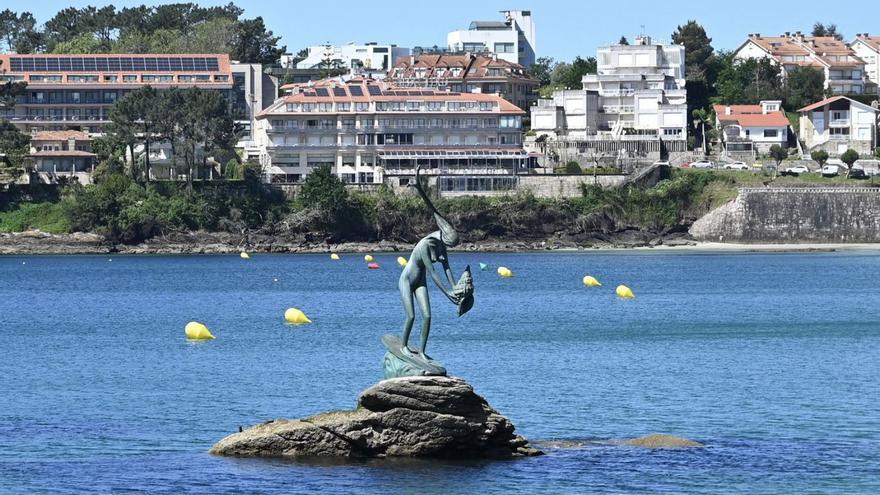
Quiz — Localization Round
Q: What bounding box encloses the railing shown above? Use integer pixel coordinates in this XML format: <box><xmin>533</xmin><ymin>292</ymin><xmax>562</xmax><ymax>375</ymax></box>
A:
<box><xmin>828</xmin><ymin>119</ymin><xmax>850</xmax><ymax>126</ymax></box>
<box><xmin>602</xmin><ymin>105</ymin><xmax>635</xmax><ymax>113</ymax></box>
<box><xmin>601</xmin><ymin>89</ymin><xmax>636</xmax><ymax>96</ymax></box>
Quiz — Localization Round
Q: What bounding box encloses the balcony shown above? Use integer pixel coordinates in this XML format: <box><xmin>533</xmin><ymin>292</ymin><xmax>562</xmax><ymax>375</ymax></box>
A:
<box><xmin>601</xmin><ymin>89</ymin><xmax>636</xmax><ymax>97</ymax></box>
<box><xmin>828</xmin><ymin>119</ymin><xmax>850</xmax><ymax>127</ymax></box>
<box><xmin>602</xmin><ymin>105</ymin><xmax>635</xmax><ymax>114</ymax></box>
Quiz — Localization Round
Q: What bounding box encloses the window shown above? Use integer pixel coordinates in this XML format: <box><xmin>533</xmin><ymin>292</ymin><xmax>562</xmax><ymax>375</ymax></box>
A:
<box><xmin>123</xmin><ymin>75</ymin><xmax>137</xmax><ymax>82</ymax></box>
<box><xmin>408</xmin><ymin>101</ymin><xmax>420</xmax><ymax>111</ymax></box>
<box><xmin>499</xmin><ymin>116</ymin><xmax>521</xmax><ymax>128</ymax></box>
<box><xmin>29</xmin><ymin>75</ymin><xmax>62</xmax><ymax>82</ymax></box>
<box><xmin>302</xmin><ymin>103</ymin><xmax>317</xmax><ymax>112</ymax></box>
<box><xmin>103</xmin><ymin>75</ymin><xmax>117</xmax><ymax>82</ymax></box>
<box><xmin>426</xmin><ymin>101</ymin><xmax>443</xmax><ymax>111</ymax></box>
<box><xmin>286</xmin><ymin>103</ymin><xmax>298</xmax><ymax>112</ymax></box>
<box><xmin>462</xmin><ymin>42</ymin><xmax>486</xmax><ymax>52</ymax></box>
<box><xmin>494</xmin><ymin>43</ymin><xmax>515</xmax><ymax>53</ymax></box>
<box><xmin>663</xmin><ymin>128</ymin><xmax>682</xmax><ymax>136</ymax></box>
<box><xmin>479</xmin><ymin>102</ymin><xmax>493</xmax><ymax>111</ymax></box>
<box><xmin>337</xmin><ymin>102</ymin><xmax>351</xmax><ymax>112</ymax></box>
<box><xmin>214</xmin><ymin>75</ymin><xmax>229</xmax><ymax>82</ymax></box>
<box><xmin>355</xmin><ymin>102</ymin><xmax>369</xmax><ymax>112</ymax></box>
<box><xmin>318</xmin><ymin>103</ymin><xmax>333</xmax><ymax>112</ymax></box>
<box><xmin>763</xmin><ymin>129</ymin><xmax>778</xmax><ymax>138</ymax></box>
<box><xmin>68</xmin><ymin>75</ymin><xmax>98</xmax><ymax>82</ymax></box>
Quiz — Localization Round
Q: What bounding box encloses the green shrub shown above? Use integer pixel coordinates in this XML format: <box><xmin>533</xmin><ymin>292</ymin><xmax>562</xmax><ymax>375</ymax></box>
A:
<box><xmin>0</xmin><ymin>202</ymin><xmax>69</xmax><ymax>233</ymax></box>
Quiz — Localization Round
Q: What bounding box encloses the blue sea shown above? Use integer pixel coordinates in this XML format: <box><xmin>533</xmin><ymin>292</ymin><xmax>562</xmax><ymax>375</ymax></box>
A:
<box><xmin>1</xmin><ymin>251</ymin><xmax>878</xmax><ymax>494</ymax></box>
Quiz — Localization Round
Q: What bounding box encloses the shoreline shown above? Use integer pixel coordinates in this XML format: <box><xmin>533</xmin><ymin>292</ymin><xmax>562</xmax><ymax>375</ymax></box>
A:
<box><xmin>3</xmin><ymin>230</ymin><xmax>880</xmax><ymax>255</ymax></box>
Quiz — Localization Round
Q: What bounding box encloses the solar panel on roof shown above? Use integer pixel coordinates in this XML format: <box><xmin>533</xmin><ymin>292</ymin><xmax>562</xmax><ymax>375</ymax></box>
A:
<box><xmin>420</xmin><ymin>91</ymin><xmax>434</xmax><ymax>96</ymax></box>
<box><xmin>315</xmin><ymin>88</ymin><xmax>330</xmax><ymax>96</ymax></box>
<box><xmin>349</xmin><ymin>85</ymin><xmax>364</xmax><ymax>96</ymax></box>
<box><xmin>367</xmin><ymin>85</ymin><xmax>382</xmax><ymax>96</ymax></box>
<box><xmin>303</xmin><ymin>92</ymin><xmax>317</xmax><ymax>97</ymax></box>
<box><xmin>7</xmin><ymin>56</ymin><xmax>221</xmax><ymax>72</ymax></box>
<box><xmin>332</xmin><ymin>87</ymin><xmax>347</xmax><ymax>97</ymax></box>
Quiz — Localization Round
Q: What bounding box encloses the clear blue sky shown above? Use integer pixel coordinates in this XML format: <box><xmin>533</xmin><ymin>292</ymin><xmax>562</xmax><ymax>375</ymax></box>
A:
<box><xmin>22</xmin><ymin>0</ymin><xmax>869</xmax><ymax>62</ymax></box>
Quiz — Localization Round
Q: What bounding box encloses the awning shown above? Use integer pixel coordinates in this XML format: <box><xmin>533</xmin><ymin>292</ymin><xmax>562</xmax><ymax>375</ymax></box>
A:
<box><xmin>377</xmin><ymin>149</ymin><xmax>529</xmax><ymax>160</ymax></box>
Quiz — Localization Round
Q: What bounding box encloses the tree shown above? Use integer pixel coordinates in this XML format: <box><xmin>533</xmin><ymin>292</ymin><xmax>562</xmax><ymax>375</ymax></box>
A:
<box><xmin>875</xmin><ymin>147</ymin><xmax>880</xmax><ymax>160</ymax></box>
<box><xmin>300</xmin><ymin>164</ymin><xmax>348</xmax><ymax>209</ymax></box>
<box><xmin>51</xmin><ymin>33</ymin><xmax>105</xmax><ymax>54</ymax></box>
<box><xmin>0</xmin><ymin>120</ymin><xmax>31</xmax><ymax>181</ymax></box>
<box><xmin>810</xmin><ymin>150</ymin><xmax>829</xmax><ymax>167</ymax></box>
<box><xmin>692</xmin><ymin>108</ymin><xmax>713</xmax><ymax>153</ymax></box>
<box><xmin>231</xmin><ymin>17</ymin><xmax>285</xmax><ymax>65</ymax></box>
<box><xmin>618</xmin><ymin>36</ymin><xmax>629</xmax><ymax>45</ymax></box>
<box><xmin>563</xmin><ymin>161</ymin><xmax>581</xmax><ymax>174</ymax></box>
<box><xmin>812</xmin><ymin>22</ymin><xmax>842</xmax><ymax>41</ymax></box>
<box><xmin>527</xmin><ymin>56</ymin><xmax>554</xmax><ymax>86</ymax></box>
<box><xmin>555</xmin><ymin>56</ymin><xmax>597</xmax><ymax>89</ymax></box>
<box><xmin>713</xmin><ymin>55</ymin><xmax>782</xmax><ymax>104</ymax></box>
<box><xmin>840</xmin><ymin>149</ymin><xmax>859</xmax><ymax>175</ymax></box>
<box><xmin>783</xmin><ymin>67</ymin><xmax>825</xmax><ymax>110</ymax></box>
<box><xmin>672</xmin><ymin>21</ymin><xmax>716</xmax><ymax>83</ymax></box>
<box><xmin>769</xmin><ymin>144</ymin><xmax>788</xmax><ymax>171</ymax></box>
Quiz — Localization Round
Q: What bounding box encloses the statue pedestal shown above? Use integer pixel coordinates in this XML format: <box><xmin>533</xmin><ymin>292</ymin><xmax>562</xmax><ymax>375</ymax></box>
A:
<box><xmin>382</xmin><ymin>334</ymin><xmax>447</xmax><ymax>379</ymax></box>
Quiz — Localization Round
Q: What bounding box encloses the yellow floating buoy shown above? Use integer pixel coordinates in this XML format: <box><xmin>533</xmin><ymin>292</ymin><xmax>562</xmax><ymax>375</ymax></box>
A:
<box><xmin>583</xmin><ymin>276</ymin><xmax>601</xmax><ymax>287</ymax></box>
<box><xmin>284</xmin><ymin>308</ymin><xmax>312</xmax><ymax>325</ymax></box>
<box><xmin>497</xmin><ymin>266</ymin><xmax>513</xmax><ymax>278</ymax></box>
<box><xmin>364</xmin><ymin>254</ymin><xmax>374</xmax><ymax>262</ymax></box>
<box><xmin>397</xmin><ymin>256</ymin><xmax>408</xmax><ymax>267</ymax></box>
<box><xmin>185</xmin><ymin>321</ymin><xmax>215</xmax><ymax>340</ymax></box>
<box><xmin>330</xmin><ymin>253</ymin><xmax>340</xmax><ymax>260</ymax></box>
<box><xmin>240</xmin><ymin>251</ymin><xmax>250</xmax><ymax>259</ymax></box>
<box><xmin>616</xmin><ymin>285</ymin><xmax>635</xmax><ymax>299</ymax></box>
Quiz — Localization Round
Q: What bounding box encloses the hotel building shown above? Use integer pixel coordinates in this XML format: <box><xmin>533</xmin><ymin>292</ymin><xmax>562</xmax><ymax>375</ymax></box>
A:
<box><xmin>255</xmin><ymin>78</ymin><xmax>528</xmax><ymax>190</ymax></box>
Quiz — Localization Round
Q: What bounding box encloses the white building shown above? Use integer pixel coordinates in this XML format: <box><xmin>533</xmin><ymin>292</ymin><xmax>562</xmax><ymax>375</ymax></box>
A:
<box><xmin>531</xmin><ymin>35</ymin><xmax>687</xmax><ymax>151</ymax></box>
<box><xmin>447</xmin><ymin>10</ymin><xmax>535</xmax><ymax>67</ymax></box>
<box><xmin>713</xmin><ymin>101</ymin><xmax>789</xmax><ymax>154</ymax></box>
<box><xmin>799</xmin><ymin>96</ymin><xmax>878</xmax><ymax>156</ymax></box>
<box><xmin>255</xmin><ymin>78</ymin><xmax>528</xmax><ymax>189</ymax></box>
<box><xmin>293</xmin><ymin>43</ymin><xmax>411</xmax><ymax>77</ymax></box>
<box><xmin>850</xmin><ymin>34</ymin><xmax>880</xmax><ymax>95</ymax></box>
<box><xmin>734</xmin><ymin>33</ymin><xmax>865</xmax><ymax>94</ymax></box>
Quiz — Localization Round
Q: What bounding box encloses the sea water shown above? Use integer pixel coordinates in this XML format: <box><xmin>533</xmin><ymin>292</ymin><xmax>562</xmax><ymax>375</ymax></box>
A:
<box><xmin>0</xmin><ymin>252</ymin><xmax>878</xmax><ymax>494</ymax></box>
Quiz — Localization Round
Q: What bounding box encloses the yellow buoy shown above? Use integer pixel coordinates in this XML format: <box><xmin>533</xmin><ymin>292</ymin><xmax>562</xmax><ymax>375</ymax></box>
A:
<box><xmin>284</xmin><ymin>308</ymin><xmax>312</xmax><ymax>325</ymax></box>
<box><xmin>330</xmin><ymin>253</ymin><xmax>340</xmax><ymax>260</ymax></box>
<box><xmin>616</xmin><ymin>285</ymin><xmax>635</xmax><ymax>299</ymax></box>
<box><xmin>583</xmin><ymin>276</ymin><xmax>601</xmax><ymax>287</ymax></box>
<box><xmin>240</xmin><ymin>251</ymin><xmax>250</xmax><ymax>259</ymax></box>
<box><xmin>185</xmin><ymin>321</ymin><xmax>215</xmax><ymax>340</ymax></box>
<box><xmin>397</xmin><ymin>256</ymin><xmax>408</xmax><ymax>267</ymax></box>
<box><xmin>364</xmin><ymin>254</ymin><xmax>374</xmax><ymax>262</ymax></box>
<box><xmin>497</xmin><ymin>266</ymin><xmax>513</xmax><ymax>278</ymax></box>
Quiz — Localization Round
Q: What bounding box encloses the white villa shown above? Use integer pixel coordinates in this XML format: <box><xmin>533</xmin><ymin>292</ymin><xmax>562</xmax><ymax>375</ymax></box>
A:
<box><xmin>850</xmin><ymin>34</ymin><xmax>880</xmax><ymax>94</ymax></box>
<box><xmin>713</xmin><ymin>100</ymin><xmax>790</xmax><ymax>154</ymax></box>
<box><xmin>447</xmin><ymin>10</ymin><xmax>535</xmax><ymax>67</ymax></box>
<box><xmin>798</xmin><ymin>96</ymin><xmax>878</xmax><ymax>156</ymax></box>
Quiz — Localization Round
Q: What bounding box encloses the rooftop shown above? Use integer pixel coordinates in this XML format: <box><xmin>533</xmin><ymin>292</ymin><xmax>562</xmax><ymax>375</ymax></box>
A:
<box><xmin>31</xmin><ymin>130</ymin><xmax>91</xmax><ymax>141</ymax></box>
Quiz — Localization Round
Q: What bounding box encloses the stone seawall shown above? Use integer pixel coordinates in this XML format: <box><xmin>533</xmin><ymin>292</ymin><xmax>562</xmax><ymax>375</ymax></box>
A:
<box><xmin>690</xmin><ymin>187</ymin><xmax>880</xmax><ymax>243</ymax></box>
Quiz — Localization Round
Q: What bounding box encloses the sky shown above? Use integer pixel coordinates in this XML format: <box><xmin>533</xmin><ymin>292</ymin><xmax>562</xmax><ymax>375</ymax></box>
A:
<box><xmin>20</xmin><ymin>0</ymin><xmax>873</xmax><ymax>62</ymax></box>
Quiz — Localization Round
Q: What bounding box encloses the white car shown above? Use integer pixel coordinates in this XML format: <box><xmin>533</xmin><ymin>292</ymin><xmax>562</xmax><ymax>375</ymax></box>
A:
<box><xmin>783</xmin><ymin>165</ymin><xmax>810</xmax><ymax>175</ymax></box>
<box><xmin>821</xmin><ymin>164</ymin><xmax>841</xmax><ymax>177</ymax></box>
<box><xmin>652</xmin><ymin>160</ymin><xmax>670</xmax><ymax>166</ymax></box>
<box><xmin>723</xmin><ymin>161</ymin><xmax>750</xmax><ymax>170</ymax></box>
<box><xmin>690</xmin><ymin>160</ymin><xmax>715</xmax><ymax>169</ymax></box>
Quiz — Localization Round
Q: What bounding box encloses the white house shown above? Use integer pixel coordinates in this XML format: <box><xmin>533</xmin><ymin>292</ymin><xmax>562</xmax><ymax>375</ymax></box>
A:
<box><xmin>734</xmin><ymin>32</ymin><xmax>865</xmax><ymax>94</ymax></box>
<box><xmin>713</xmin><ymin>100</ymin><xmax>789</xmax><ymax>153</ymax></box>
<box><xmin>293</xmin><ymin>43</ymin><xmax>411</xmax><ymax>76</ymax></box>
<box><xmin>798</xmin><ymin>96</ymin><xmax>878</xmax><ymax>156</ymax></box>
<box><xmin>447</xmin><ymin>10</ymin><xmax>535</xmax><ymax>66</ymax></box>
<box><xmin>850</xmin><ymin>34</ymin><xmax>880</xmax><ymax>94</ymax></box>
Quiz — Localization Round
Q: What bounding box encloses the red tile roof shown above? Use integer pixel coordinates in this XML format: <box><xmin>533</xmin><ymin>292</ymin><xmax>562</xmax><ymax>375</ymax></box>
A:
<box><xmin>28</xmin><ymin>150</ymin><xmax>96</xmax><ymax>157</ymax></box>
<box><xmin>388</xmin><ymin>54</ymin><xmax>535</xmax><ymax>83</ymax></box>
<box><xmin>31</xmin><ymin>130</ymin><xmax>91</xmax><ymax>141</ymax></box>
<box><xmin>797</xmin><ymin>95</ymin><xmax>879</xmax><ymax>113</ymax></box>
<box><xmin>855</xmin><ymin>35</ymin><xmax>880</xmax><ymax>51</ymax></box>
<box><xmin>713</xmin><ymin>104</ymin><xmax>789</xmax><ymax>127</ymax></box>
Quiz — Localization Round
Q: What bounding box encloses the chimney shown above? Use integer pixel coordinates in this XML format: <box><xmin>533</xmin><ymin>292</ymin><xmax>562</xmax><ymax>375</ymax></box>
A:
<box><xmin>725</xmin><ymin>106</ymin><xmax>731</xmax><ymax>115</ymax></box>
<box><xmin>784</xmin><ymin>32</ymin><xmax>790</xmax><ymax>37</ymax></box>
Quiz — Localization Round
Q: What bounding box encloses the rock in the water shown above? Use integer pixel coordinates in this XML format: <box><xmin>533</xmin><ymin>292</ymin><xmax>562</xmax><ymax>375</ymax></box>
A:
<box><xmin>211</xmin><ymin>376</ymin><xmax>541</xmax><ymax>459</ymax></box>
<box><xmin>623</xmin><ymin>434</ymin><xmax>704</xmax><ymax>448</ymax></box>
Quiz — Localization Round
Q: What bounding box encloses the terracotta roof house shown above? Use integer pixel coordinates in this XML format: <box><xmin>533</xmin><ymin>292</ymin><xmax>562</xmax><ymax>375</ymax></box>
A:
<box><xmin>27</xmin><ymin>130</ymin><xmax>96</xmax><ymax>184</ymax></box>
<box><xmin>734</xmin><ymin>32</ymin><xmax>866</xmax><ymax>95</ymax></box>
<box><xmin>798</xmin><ymin>95</ymin><xmax>878</xmax><ymax>156</ymax></box>
<box><xmin>386</xmin><ymin>54</ymin><xmax>538</xmax><ymax>112</ymax></box>
<box><xmin>713</xmin><ymin>100</ymin><xmax>790</xmax><ymax>154</ymax></box>
<box><xmin>850</xmin><ymin>33</ymin><xmax>880</xmax><ymax>95</ymax></box>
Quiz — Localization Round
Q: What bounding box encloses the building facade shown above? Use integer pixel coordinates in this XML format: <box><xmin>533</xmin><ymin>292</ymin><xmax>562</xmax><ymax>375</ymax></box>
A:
<box><xmin>734</xmin><ymin>33</ymin><xmax>866</xmax><ymax>94</ymax></box>
<box><xmin>713</xmin><ymin>100</ymin><xmax>790</xmax><ymax>154</ymax></box>
<box><xmin>387</xmin><ymin>54</ymin><xmax>538</xmax><ymax>111</ymax></box>
<box><xmin>255</xmin><ymin>78</ymin><xmax>527</xmax><ymax>187</ymax></box>
<box><xmin>529</xmin><ymin>35</ymin><xmax>687</xmax><ymax>165</ymax></box>
<box><xmin>850</xmin><ymin>34</ymin><xmax>880</xmax><ymax>94</ymax></box>
<box><xmin>0</xmin><ymin>54</ymin><xmax>277</xmax><ymax>158</ymax></box>
<box><xmin>798</xmin><ymin>96</ymin><xmax>878</xmax><ymax>156</ymax></box>
<box><xmin>26</xmin><ymin>130</ymin><xmax>95</xmax><ymax>184</ymax></box>
<box><xmin>447</xmin><ymin>10</ymin><xmax>535</xmax><ymax>67</ymax></box>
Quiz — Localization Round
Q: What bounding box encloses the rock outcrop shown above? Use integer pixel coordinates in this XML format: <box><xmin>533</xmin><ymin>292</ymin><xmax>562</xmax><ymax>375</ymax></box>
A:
<box><xmin>211</xmin><ymin>376</ymin><xmax>541</xmax><ymax>459</ymax></box>
<box><xmin>623</xmin><ymin>434</ymin><xmax>704</xmax><ymax>448</ymax></box>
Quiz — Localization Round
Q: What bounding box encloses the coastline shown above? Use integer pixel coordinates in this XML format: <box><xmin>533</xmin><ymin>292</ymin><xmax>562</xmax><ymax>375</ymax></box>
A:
<box><xmin>3</xmin><ymin>230</ymin><xmax>880</xmax><ymax>255</ymax></box>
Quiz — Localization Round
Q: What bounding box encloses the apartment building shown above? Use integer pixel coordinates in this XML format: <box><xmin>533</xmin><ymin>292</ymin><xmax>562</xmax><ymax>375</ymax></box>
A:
<box><xmin>850</xmin><ymin>34</ymin><xmax>880</xmax><ymax>94</ymax></box>
<box><xmin>26</xmin><ymin>130</ymin><xmax>95</xmax><ymax>184</ymax></box>
<box><xmin>255</xmin><ymin>78</ymin><xmax>527</xmax><ymax>190</ymax></box>
<box><xmin>529</xmin><ymin>35</ymin><xmax>687</xmax><ymax>164</ymax></box>
<box><xmin>798</xmin><ymin>96</ymin><xmax>878</xmax><ymax>156</ymax></box>
<box><xmin>713</xmin><ymin>100</ymin><xmax>790</xmax><ymax>154</ymax></box>
<box><xmin>387</xmin><ymin>54</ymin><xmax>538</xmax><ymax>111</ymax></box>
<box><xmin>734</xmin><ymin>33</ymin><xmax>865</xmax><ymax>94</ymax></box>
<box><xmin>291</xmin><ymin>43</ymin><xmax>410</xmax><ymax>76</ymax></box>
<box><xmin>447</xmin><ymin>10</ymin><xmax>536</xmax><ymax>66</ymax></box>
<box><xmin>0</xmin><ymin>54</ymin><xmax>277</xmax><ymax>157</ymax></box>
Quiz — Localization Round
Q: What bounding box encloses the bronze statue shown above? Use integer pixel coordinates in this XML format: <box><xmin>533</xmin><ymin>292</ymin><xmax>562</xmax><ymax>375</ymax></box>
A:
<box><xmin>382</xmin><ymin>166</ymin><xmax>473</xmax><ymax>378</ymax></box>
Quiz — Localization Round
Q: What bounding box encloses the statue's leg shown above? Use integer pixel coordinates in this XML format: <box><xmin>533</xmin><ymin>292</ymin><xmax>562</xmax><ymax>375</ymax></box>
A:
<box><xmin>414</xmin><ymin>285</ymin><xmax>431</xmax><ymax>357</ymax></box>
<box><xmin>399</xmin><ymin>276</ymin><xmax>415</xmax><ymax>350</ymax></box>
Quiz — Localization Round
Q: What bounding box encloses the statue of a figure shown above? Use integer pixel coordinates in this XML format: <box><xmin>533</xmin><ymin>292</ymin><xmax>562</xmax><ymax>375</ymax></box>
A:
<box><xmin>382</xmin><ymin>166</ymin><xmax>473</xmax><ymax>378</ymax></box>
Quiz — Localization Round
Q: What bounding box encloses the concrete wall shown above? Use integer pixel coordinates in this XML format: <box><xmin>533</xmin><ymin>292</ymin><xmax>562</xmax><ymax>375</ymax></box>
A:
<box><xmin>690</xmin><ymin>187</ymin><xmax>880</xmax><ymax>243</ymax></box>
<box><xmin>516</xmin><ymin>174</ymin><xmax>625</xmax><ymax>197</ymax></box>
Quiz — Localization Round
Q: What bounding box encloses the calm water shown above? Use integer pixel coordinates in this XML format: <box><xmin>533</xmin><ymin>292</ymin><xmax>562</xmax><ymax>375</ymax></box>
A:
<box><xmin>1</xmin><ymin>251</ymin><xmax>878</xmax><ymax>494</ymax></box>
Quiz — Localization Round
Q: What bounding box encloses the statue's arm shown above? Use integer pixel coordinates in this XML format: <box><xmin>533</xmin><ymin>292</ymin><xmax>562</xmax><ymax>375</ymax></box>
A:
<box><xmin>441</xmin><ymin>258</ymin><xmax>456</xmax><ymax>287</ymax></box>
<box><xmin>425</xmin><ymin>256</ymin><xmax>459</xmax><ymax>303</ymax></box>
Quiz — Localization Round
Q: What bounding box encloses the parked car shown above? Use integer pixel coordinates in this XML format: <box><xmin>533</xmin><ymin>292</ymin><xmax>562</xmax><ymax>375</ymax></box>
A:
<box><xmin>782</xmin><ymin>165</ymin><xmax>810</xmax><ymax>176</ymax></box>
<box><xmin>821</xmin><ymin>164</ymin><xmax>841</xmax><ymax>177</ymax></box>
<box><xmin>723</xmin><ymin>161</ymin><xmax>750</xmax><ymax>170</ymax></box>
<box><xmin>849</xmin><ymin>167</ymin><xmax>868</xmax><ymax>179</ymax></box>
<box><xmin>691</xmin><ymin>160</ymin><xmax>715</xmax><ymax>169</ymax></box>
<box><xmin>652</xmin><ymin>160</ymin><xmax>670</xmax><ymax>166</ymax></box>
<box><xmin>853</xmin><ymin>160</ymin><xmax>880</xmax><ymax>176</ymax></box>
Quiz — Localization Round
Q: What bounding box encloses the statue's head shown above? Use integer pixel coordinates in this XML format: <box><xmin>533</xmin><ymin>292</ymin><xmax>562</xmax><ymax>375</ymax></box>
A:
<box><xmin>433</xmin><ymin>212</ymin><xmax>459</xmax><ymax>247</ymax></box>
